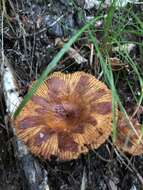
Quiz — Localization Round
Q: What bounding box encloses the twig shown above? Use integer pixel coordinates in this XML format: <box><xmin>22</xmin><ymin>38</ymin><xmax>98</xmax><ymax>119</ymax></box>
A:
<box><xmin>115</xmin><ymin>148</ymin><xmax>143</xmax><ymax>185</ymax></box>
<box><xmin>56</xmin><ymin>38</ymin><xmax>88</xmax><ymax>64</ymax></box>
<box><xmin>0</xmin><ymin>56</ymin><xmax>49</xmax><ymax>190</ymax></box>
<box><xmin>80</xmin><ymin>167</ymin><xmax>87</xmax><ymax>190</ymax></box>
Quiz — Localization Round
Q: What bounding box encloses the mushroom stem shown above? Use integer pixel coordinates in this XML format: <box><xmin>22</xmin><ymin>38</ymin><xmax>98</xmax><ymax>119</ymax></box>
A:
<box><xmin>0</xmin><ymin>56</ymin><xmax>49</xmax><ymax>190</ymax></box>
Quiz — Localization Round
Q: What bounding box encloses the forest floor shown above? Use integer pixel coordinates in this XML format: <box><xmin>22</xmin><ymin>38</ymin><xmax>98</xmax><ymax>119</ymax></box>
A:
<box><xmin>0</xmin><ymin>0</ymin><xmax>143</xmax><ymax>190</ymax></box>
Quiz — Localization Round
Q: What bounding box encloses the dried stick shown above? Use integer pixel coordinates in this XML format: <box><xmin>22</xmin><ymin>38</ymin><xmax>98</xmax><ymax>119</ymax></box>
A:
<box><xmin>56</xmin><ymin>38</ymin><xmax>88</xmax><ymax>64</ymax></box>
<box><xmin>0</xmin><ymin>56</ymin><xmax>49</xmax><ymax>190</ymax></box>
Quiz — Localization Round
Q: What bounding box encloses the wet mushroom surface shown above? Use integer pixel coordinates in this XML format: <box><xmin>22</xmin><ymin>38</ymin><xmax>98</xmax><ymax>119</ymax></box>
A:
<box><xmin>14</xmin><ymin>72</ymin><xmax>114</xmax><ymax>160</ymax></box>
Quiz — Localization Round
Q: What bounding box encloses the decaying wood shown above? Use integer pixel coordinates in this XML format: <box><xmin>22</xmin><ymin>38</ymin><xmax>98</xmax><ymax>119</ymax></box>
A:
<box><xmin>55</xmin><ymin>38</ymin><xmax>88</xmax><ymax>64</ymax></box>
<box><xmin>0</xmin><ymin>56</ymin><xmax>49</xmax><ymax>190</ymax></box>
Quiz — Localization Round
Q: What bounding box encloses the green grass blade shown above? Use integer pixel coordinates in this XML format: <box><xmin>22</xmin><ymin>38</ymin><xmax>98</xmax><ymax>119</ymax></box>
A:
<box><xmin>88</xmin><ymin>29</ymin><xmax>118</xmax><ymax>141</ymax></box>
<box><xmin>13</xmin><ymin>16</ymin><xmax>102</xmax><ymax>119</ymax></box>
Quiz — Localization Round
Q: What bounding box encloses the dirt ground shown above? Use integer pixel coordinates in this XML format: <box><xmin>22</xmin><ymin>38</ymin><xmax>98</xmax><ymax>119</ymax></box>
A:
<box><xmin>0</xmin><ymin>0</ymin><xmax>143</xmax><ymax>190</ymax></box>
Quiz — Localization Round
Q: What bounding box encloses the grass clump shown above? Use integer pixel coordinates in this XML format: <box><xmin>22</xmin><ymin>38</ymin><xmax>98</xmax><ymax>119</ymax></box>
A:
<box><xmin>12</xmin><ymin>2</ymin><xmax>143</xmax><ymax>144</ymax></box>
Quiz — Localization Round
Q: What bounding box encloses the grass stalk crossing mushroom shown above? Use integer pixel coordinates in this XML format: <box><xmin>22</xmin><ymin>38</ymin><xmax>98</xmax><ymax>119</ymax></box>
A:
<box><xmin>13</xmin><ymin>71</ymin><xmax>143</xmax><ymax>160</ymax></box>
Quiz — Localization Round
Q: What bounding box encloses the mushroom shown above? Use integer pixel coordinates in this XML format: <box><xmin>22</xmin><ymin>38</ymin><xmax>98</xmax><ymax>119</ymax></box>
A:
<box><xmin>13</xmin><ymin>71</ymin><xmax>114</xmax><ymax>160</ymax></box>
<box><xmin>115</xmin><ymin>112</ymin><xmax>143</xmax><ymax>156</ymax></box>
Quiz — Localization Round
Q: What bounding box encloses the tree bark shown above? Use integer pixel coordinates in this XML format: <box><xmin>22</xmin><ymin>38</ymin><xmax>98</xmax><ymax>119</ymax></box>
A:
<box><xmin>0</xmin><ymin>56</ymin><xmax>49</xmax><ymax>190</ymax></box>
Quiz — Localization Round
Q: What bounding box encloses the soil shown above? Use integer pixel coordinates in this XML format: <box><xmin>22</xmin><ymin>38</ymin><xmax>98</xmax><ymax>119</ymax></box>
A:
<box><xmin>0</xmin><ymin>0</ymin><xmax>143</xmax><ymax>190</ymax></box>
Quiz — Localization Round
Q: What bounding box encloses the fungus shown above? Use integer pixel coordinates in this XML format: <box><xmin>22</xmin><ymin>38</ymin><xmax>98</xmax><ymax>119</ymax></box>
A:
<box><xmin>115</xmin><ymin>113</ymin><xmax>143</xmax><ymax>156</ymax></box>
<box><xmin>14</xmin><ymin>72</ymin><xmax>114</xmax><ymax>160</ymax></box>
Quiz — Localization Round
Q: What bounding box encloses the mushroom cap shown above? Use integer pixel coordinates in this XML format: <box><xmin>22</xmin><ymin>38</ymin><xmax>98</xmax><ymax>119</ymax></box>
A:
<box><xmin>13</xmin><ymin>72</ymin><xmax>114</xmax><ymax>160</ymax></box>
<box><xmin>115</xmin><ymin>112</ymin><xmax>143</xmax><ymax>156</ymax></box>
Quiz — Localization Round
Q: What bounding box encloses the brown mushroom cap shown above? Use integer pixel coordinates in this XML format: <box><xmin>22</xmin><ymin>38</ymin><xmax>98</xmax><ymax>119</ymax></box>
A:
<box><xmin>13</xmin><ymin>72</ymin><xmax>114</xmax><ymax>160</ymax></box>
<box><xmin>115</xmin><ymin>112</ymin><xmax>143</xmax><ymax>156</ymax></box>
